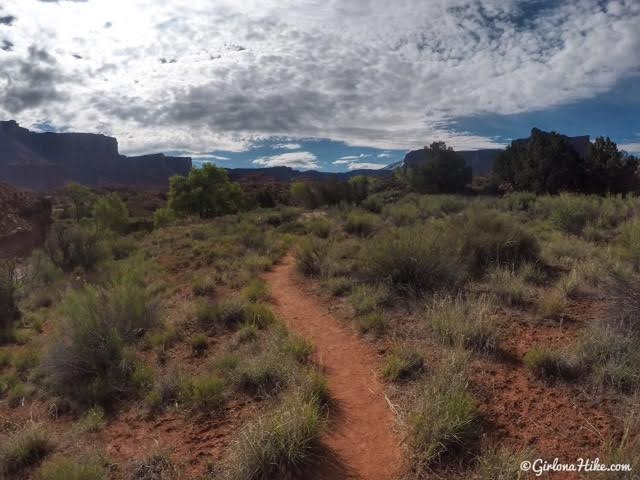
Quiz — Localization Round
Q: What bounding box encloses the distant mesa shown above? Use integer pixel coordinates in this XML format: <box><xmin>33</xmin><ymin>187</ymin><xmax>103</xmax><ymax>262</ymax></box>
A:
<box><xmin>0</xmin><ymin>120</ymin><xmax>192</xmax><ymax>190</ymax></box>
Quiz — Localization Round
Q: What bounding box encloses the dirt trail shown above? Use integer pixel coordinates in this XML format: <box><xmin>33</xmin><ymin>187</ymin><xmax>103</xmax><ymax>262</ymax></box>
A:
<box><xmin>263</xmin><ymin>254</ymin><xmax>404</xmax><ymax>480</ymax></box>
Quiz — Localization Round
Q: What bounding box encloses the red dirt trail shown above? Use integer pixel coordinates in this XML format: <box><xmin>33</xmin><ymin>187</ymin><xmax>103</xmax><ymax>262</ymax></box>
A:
<box><xmin>263</xmin><ymin>254</ymin><xmax>404</xmax><ymax>480</ymax></box>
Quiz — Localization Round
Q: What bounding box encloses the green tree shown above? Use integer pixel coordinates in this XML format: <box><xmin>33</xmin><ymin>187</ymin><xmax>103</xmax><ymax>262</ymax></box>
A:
<box><xmin>92</xmin><ymin>193</ymin><xmax>129</xmax><ymax>233</ymax></box>
<box><xmin>585</xmin><ymin>137</ymin><xmax>638</xmax><ymax>193</ymax></box>
<box><xmin>65</xmin><ymin>182</ymin><xmax>97</xmax><ymax>222</ymax></box>
<box><xmin>493</xmin><ymin>128</ymin><xmax>585</xmax><ymax>193</ymax></box>
<box><xmin>290</xmin><ymin>182</ymin><xmax>316</xmax><ymax>208</ymax></box>
<box><xmin>168</xmin><ymin>164</ymin><xmax>244</xmax><ymax>218</ymax></box>
<box><xmin>400</xmin><ymin>142</ymin><xmax>471</xmax><ymax>193</ymax></box>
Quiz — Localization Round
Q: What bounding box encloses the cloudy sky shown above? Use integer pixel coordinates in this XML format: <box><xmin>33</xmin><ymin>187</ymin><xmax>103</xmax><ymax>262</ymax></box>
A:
<box><xmin>0</xmin><ymin>0</ymin><xmax>639</xmax><ymax>171</ymax></box>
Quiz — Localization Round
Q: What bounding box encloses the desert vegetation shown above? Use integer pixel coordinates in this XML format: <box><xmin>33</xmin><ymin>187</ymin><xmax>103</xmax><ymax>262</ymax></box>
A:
<box><xmin>3</xmin><ymin>134</ymin><xmax>640</xmax><ymax>479</ymax></box>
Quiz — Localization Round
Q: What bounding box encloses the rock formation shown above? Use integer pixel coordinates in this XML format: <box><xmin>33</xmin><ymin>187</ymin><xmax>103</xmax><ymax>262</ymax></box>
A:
<box><xmin>0</xmin><ymin>120</ymin><xmax>192</xmax><ymax>189</ymax></box>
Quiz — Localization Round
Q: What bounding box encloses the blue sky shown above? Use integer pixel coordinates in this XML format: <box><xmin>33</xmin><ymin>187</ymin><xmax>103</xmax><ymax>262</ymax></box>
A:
<box><xmin>1</xmin><ymin>0</ymin><xmax>639</xmax><ymax>171</ymax></box>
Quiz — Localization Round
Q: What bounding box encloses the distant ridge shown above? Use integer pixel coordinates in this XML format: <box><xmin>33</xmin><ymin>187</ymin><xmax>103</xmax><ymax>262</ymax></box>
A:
<box><xmin>0</xmin><ymin>120</ymin><xmax>192</xmax><ymax>190</ymax></box>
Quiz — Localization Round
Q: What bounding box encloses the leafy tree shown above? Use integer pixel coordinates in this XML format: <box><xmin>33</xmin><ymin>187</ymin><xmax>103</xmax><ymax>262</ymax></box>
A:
<box><xmin>399</xmin><ymin>142</ymin><xmax>471</xmax><ymax>193</ymax></box>
<box><xmin>168</xmin><ymin>164</ymin><xmax>245</xmax><ymax>218</ymax></box>
<box><xmin>584</xmin><ymin>136</ymin><xmax>638</xmax><ymax>193</ymax></box>
<box><xmin>290</xmin><ymin>182</ymin><xmax>316</xmax><ymax>209</ymax></box>
<box><xmin>494</xmin><ymin>129</ymin><xmax>639</xmax><ymax>194</ymax></box>
<box><xmin>65</xmin><ymin>182</ymin><xmax>97</xmax><ymax>222</ymax></box>
<box><xmin>493</xmin><ymin>129</ymin><xmax>585</xmax><ymax>193</ymax></box>
<box><xmin>92</xmin><ymin>193</ymin><xmax>129</xmax><ymax>233</ymax></box>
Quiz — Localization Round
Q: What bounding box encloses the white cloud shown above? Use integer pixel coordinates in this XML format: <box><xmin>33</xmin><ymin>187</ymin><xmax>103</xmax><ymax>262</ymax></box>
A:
<box><xmin>346</xmin><ymin>162</ymin><xmax>387</xmax><ymax>170</ymax></box>
<box><xmin>272</xmin><ymin>143</ymin><xmax>302</xmax><ymax>150</ymax></box>
<box><xmin>253</xmin><ymin>151</ymin><xmax>318</xmax><ymax>169</ymax></box>
<box><xmin>1</xmin><ymin>0</ymin><xmax>639</xmax><ymax>154</ymax></box>
<box><xmin>377</xmin><ymin>152</ymin><xmax>392</xmax><ymax>158</ymax></box>
<box><xmin>619</xmin><ymin>143</ymin><xmax>640</xmax><ymax>154</ymax></box>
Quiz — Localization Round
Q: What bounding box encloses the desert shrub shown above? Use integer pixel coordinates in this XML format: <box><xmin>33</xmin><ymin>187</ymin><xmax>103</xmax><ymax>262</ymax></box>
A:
<box><xmin>196</xmin><ymin>300</ymin><xmax>246</xmax><ymax>330</ymax></box>
<box><xmin>519</xmin><ymin>262</ymin><xmax>548</xmax><ymax>285</ymax></box>
<box><xmin>382</xmin><ymin>202</ymin><xmax>421</xmax><ymax>226</ymax></box>
<box><xmin>354</xmin><ymin>312</ymin><xmax>386</xmax><ymax>336</ymax></box>
<box><xmin>382</xmin><ymin>346</ymin><xmax>424</xmax><ymax>381</ymax></box>
<box><xmin>363</xmin><ymin>224</ymin><xmax>463</xmax><ymax>294</ymax></box>
<box><xmin>243</xmin><ymin>278</ymin><xmax>271</xmax><ymax>303</ymax></box>
<box><xmin>416</xmin><ymin>194</ymin><xmax>467</xmax><ymax>217</ymax></box>
<box><xmin>362</xmin><ymin>190</ymin><xmax>402</xmax><ymax>213</ymax></box>
<box><xmin>410</xmin><ymin>350</ymin><xmax>478</xmax><ymax>471</ymax></box>
<box><xmin>146</xmin><ymin>326</ymin><xmax>180</xmax><ymax>353</ymax></box>
<box><xmin>533</xmin><ymin>194</ymin><xmax>600</xmax><ymax>234</ymax></box>
<box><xmin>285</xmin><ymin>335</ymin><xmax>315</xmax><ymax>363</ymax></box>
<box><xmin>192</xmin><ymin>275</ymin><xmax>216</xmax><ymax>297</ymax></box>
<box><xmin>574</xmin><ymin>323</ymin><xmax>640</xmax><ymax>391</ymax></box>
<box><xmin>44</xmin><ymin>223</ymin><xmax>106</xmax><ymax>272</ymax></box>
<box><xmin>0</xmin><ymin>424</ymin><xmax>52</xmax><ymax>475</ymax></box>
<box><xmin>0</xmin><ymin>261</ymin><xmax>20</xmax><ymax>342</ymax></box>
<box><xmin>223</xmin><ymin>393</ymin><xmax>324</xmax><ymax>480</ymax></box>
<box><xmin>454</xmin><ymin>209</ymin><xmax>539</xmax><ymax>275</ymax></box>
<box><xmin>0</xmin><ymin>350</ymin><xmax>11</xmax><ymax>368</ymax></box>
<box><xmin>75</xmin><ymin>407</ymin><xmax>106</xmax><ymax>433</ymax></box>
<box><xmin>475</xmin><ymin>447</ymin><xmax>528</xmax><ymax>479</ymax></box>
<box><xmin>153</xmin><ymin>207</ymin><xmax>176</xmax><ymax>229</ymax></box>
<box><xmin>107</xmin><ymin>268</ymin><xmax>157</xmax><ymax>343</ymax></box>
<box><xmin>523</xmin><ymin>346</ymin><xmax>575</xmax><ymax>380</ymax></box>
<box><xmin>144</xmin><ymin>370</ymin><xmax>184</xmax><ymax>415</ymax></box>
<box><xmin>305</xmin><ymin>217</ymin><xmax>332</xmax><ymax>238</ymax></box>
<box><xmin>536</xmin><ymin>289</ymin><xmax>567</xmax><ymax>319</ymax></box>
<box><xmin>29</xmin><ymin>249</ymin><xmax>63</xmax><ymax>285</ymax></box>
<box><xmin>64</xmin><ymin>183</ymin><xmax>97</xmax><ymax>222</ymax></box>
<box><xmin>129</xmin><ymin>453</ymin><xmax>178</xmax><ymax>480</ymax></box>
<box><xmin>180</xmin><ymin>375</ymin><xmax>225</xmax><ymax>411</ymax></box>
<box><xmin>426</xmin><ymin>295</ymin><xmax>498</xmax><ymax>352</ymax></box>
<box><xmin>618</xmin><ymin>218</ymin><xmax>640</xmax><ymax>270</ymax></box>
<box><xmin>109</xmin><ymin>237</ymin><xmax>136</xmax><ymax>260</ymax></box>
<box><xmin>347</xmin><ymin>284</ymin><xmax>388</xmax><ymax>316</ymax></box>
<box><xmin>343</xmin><ymin>211</ymin><xmax>380</xmax><ymax>237</ymax></box>
<box><xmin>92</xmin><ymin>193</ymin><xmax>129</xmax><ymax>233</ymax></box>
<box><xmin>244</xmin><ymin>303</ymin><xmax>277</xmax><ymax>329</ymax></box>
<box><xmin>7</xmin><ymin>381</ymin><xmax>31</xmax><ymax>408</ymax></box>
<box><xmin>498</xmin><ymin>191</ymin><xmax>537</xmax><ymax>212</ymax></box>
<box><xmin>295</xmin><ymin>238</ymin><xmax>327</xmax><ymax>276</ymax></box>
<box><xmin>43</xmin><ymin>286</ymin><xmax>135</xmax><ymax>406</ymax></box>
<box><xmin>14</xmin><ymin>348</ymin><xmax>40</xmax><ymax>379</ymax></box>
<box><xmin>487</xmin><ymin>267</ymin><xmax>530</xmax><ymax>307</ymax></box>
<box><xmin>168</xmin><ymin>164</ymin><xmax>245</xmax><ymax>218</ymax></box>
<box><xmin>322</xmin><ymin>276</ymin><xmax>352</xmax><ymax>297</ymax></box>
<box><xmin>190</xmin><ymin>334</ymin><xmax>208</xmax><ymax>356</ymax></box>
<box><xmin>233</xmin><ymin>359</ymin><xmax>287</xmax><ymax>397</ymax></box>
<box><xmin>39</xmin><ymin>458</ymin><xmax>108</xmax><ymax>480</ymax></box>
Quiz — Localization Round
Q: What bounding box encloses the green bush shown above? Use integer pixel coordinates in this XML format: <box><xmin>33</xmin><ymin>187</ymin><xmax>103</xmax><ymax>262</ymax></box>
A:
<box><xmin>74</xmin><ymin>407</ymin><xmax>106</xmax><ymax>433</ymax></box>
<box><xmin>44</xmin><ymin>223</ymin><xmax>106</xmax><ymax>272</ymax></box>
<box><xmin>29</xmin><ymin>249</ymin><xmax>63</xmax><ymax>285</ymax></box>
<box><xmin>486</xmin><ymin>267</ymin><xmax>530</xmax><ymax>308</ymax></box>
<box><xmin>305</xmin><ymin>217</ymin><xmax>332</xmax><ymax>238</ymax></box>
<box><xmin>343</xmin><ymin>211</ymin><xmax>380</xmax><ymax>237</ymax></box>
<box><xmin>454</xmin><ymin>209</ymin><xmax>539</xmax><ymax>275</ymax></box>
<box><xmin>153</xmin><ymin>207</ymin><xmax>176</xmax><ymax>228</ymax></box>
<box><xmin>223</xmin><ymin>393</ymin><xmax>324</xmax><ymax>480</ymax></box>
<box><xmin>498</xmin><ymin>191</ymin><xmax>538</xmax><ymax>211</ymax></box>
<box><xmin>354</xmin><ymin>312</ymin><xmax>386</xmax><ymax>336</ymax></box>
<box><xmin>410</xmin><ymin>350</ymin><xmax>478</xmax><ymax>471</ymax></box>
<box><xmin>233</xmin><ymin>359</ymin><xmax>287</xmax><ymax>397</ymax></box>
<box><xmin>38</xmin><ymin>458</ymin><xmax>107</xmax><ymax>480</ymax></box>
<box><xmin>427</xmin><ymin>295</ymin><xmax>498</xmax><ymax>352</ymax></box>
<box><xmin>0</xmin><ymin>261</ymin><xmax>20</xmax><ymax>342</ymax></box>
<box><xmin>191</xmin><ymin>334</ymin><xmax>208</xmax><ymax>356</ymax></box>
<box><xmin>242</xmin><ymin>278</ymin><xmax>271</xmax><ymax>302</ymax></box>
<box><xmin>43</xmin><ymin>269</ymin><xmax>155</xmax><ymax>407</ymax></box>
<box><xmin>618</xmin><ymin>219</ymin><xmax>640</xmax><ymax>270</ymax></box>
<box><xmin>196</xmin><ymin>300</ymin><xmax>246</xmax><ymax>330</ymax></box>
<box><xmin>382</xmin><ymin>346</ymin><xmax>423</xmax><ymax>381</ymax></box>
<box><xmin>180</xmin><ymin>375</ymin><xmax>225</xmax><ymax>411</ymax></box>
<box><xmin>399</xmin><ymin>142</ymin><xmax>471</xmax><ymax>194</ymax></box>
<box><xmin>363</xmin><ymin>224</ymin><xmax>463</xmax><ymax>294</ymax></box>
<box><xmin>92</xmin><ymin>193</ymin><xmax>129</xmax><ymax>233</ymax></box>
<box><xmin>192</xmin><ymin>275</ymin><xmax>216</xmax><ymax>297</ymax></box>
<box><xmin>533</xmin><ymin>194</ymin><xmax>600</xmax><ymax>234</ymax></box>
<box><xmin>322</xmin><ymin>276</ymin><xmax>353</xmax><ymax>297</ymax></box>
<box><xmin>523</xmin><ymin>346</ymin><xmax>575</xmax><ymax>380</ymax></box>
<box><xmin>295</xmin><ymin>238</ymin><xmax>327</xmax><ymax>277</ymax></box>
<box><xmin>0</xmin><ymin>424</ymin><xmax>52</xmax><ymax>475</ymax></box>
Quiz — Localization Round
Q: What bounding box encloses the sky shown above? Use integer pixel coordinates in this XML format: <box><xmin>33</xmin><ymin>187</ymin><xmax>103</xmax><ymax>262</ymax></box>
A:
<box><xmin>0</xmin><ymin>0</ymin><xmax>639</xmax><ymax>172</ymax></box>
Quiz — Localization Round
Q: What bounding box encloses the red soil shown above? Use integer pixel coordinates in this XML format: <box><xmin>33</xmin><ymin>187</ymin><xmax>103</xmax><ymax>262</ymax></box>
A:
<box><xmin>263</xmin><ymin>254</ymin><xmax>405</xmax><ymax>480</ymax></box>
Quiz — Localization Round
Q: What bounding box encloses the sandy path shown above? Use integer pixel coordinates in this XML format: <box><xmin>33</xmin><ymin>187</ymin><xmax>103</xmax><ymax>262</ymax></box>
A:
<box><xmin>263</xmin><ymin>254</ymin><xmax>404</xmax><ymax>480</ymax></box>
